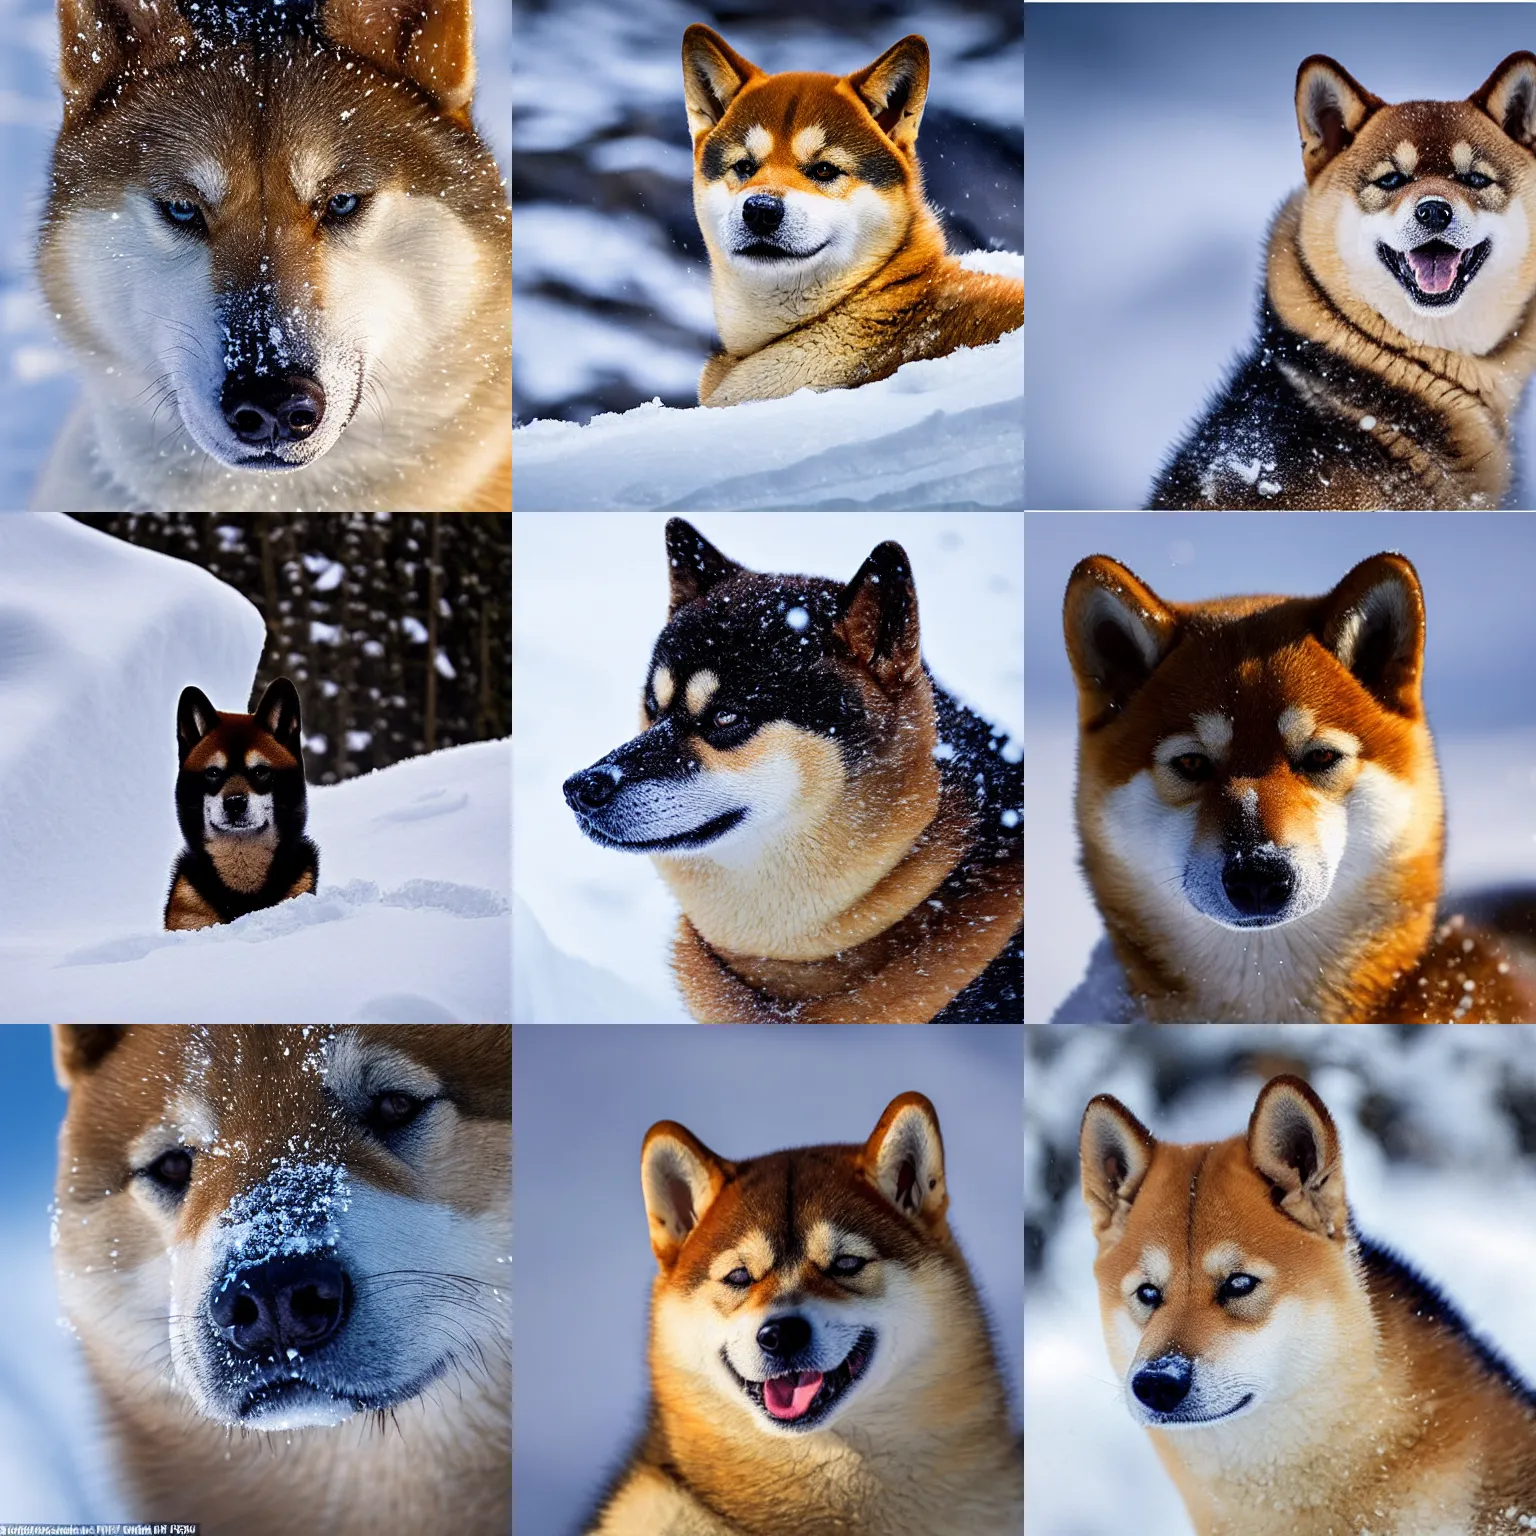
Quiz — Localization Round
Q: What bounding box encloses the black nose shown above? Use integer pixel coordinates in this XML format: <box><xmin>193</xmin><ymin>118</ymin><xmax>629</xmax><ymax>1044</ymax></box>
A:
<box><xmin>221</xmin><ymin>372</ymin><xmax>327</xmax><ymax>447</ymax></box>
<box><xmin>209</xmin><ymin>1254</ymin><xmax>351</xmax><ymax>1361</ymax></box>
<box><xmin>563</xmin><ymin>766</ymin><xmax>619</xmax><ymax>811</ymax></box>
<box><xmin>1132</xmin><ymin>1356</ymin><xmax>1193</xmax><ymax>1414</ymax></box>
<box><xmin>1221</xmin><ymin>850</ymin><xmax>1296</xmax><ymax>918</ymax></box>
<box><xmin>756</xmin><ymin>1315</ymin><xmax>812</xmax><ymax>1360</ymax></box>
<box><xmin>1414</xmin><ymin>197</ymin><xmax>1454</xmax><ymax>234</ymax></box>
<box><xmin>742</xmin><ymin>194</ymin><xmax>785</xmax><ymax>238</ymax></box>
<box><xmin>223</xmin><ymin>793</ymin><xmax>248</xmax><ymax>820</ymax></box>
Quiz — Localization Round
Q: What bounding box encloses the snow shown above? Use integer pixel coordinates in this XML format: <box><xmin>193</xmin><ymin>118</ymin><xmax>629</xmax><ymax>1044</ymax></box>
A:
<box><xmin>1026</xmin><ymin>1028</ymin><xmax>1536</xmax><ymax>1535</ymax></box>
<box><xmin>513</xmin><ymin>511</ymin><xmax>1022</xmax><ymax>1023</ymax></box>
<box><xmin>1026</xmin><ymin>513</ymin><xmax>1536</xmax><ymax>1023</ymax></box>
<box><xmin>511</xmin><ymin>310</ymin><xmax>1023</xmax><ymax>512</ymax></box>
<box><xmin>0</xmin><ymin>515</ymin><xmax>510</xmax><ymax>1023</ymax></box>
<box><xmin>1026</xmin><ymin>6</ymin><xmax>1536</xmax><ymax>508</ymax></box>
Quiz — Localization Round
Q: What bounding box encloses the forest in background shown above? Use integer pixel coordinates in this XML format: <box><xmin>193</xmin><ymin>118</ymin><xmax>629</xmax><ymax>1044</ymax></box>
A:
<box><xmin>72</xmin><ymin>514</ymin><xmax>511</xmax><ymax>785</ymax></box>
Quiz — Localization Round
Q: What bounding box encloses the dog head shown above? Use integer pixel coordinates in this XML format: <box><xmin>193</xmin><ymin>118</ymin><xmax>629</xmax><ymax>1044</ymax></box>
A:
<box><xmin>682</xmin><ymin>25</ymin><xmax>931</xmax><ymax>349</ymax></box>
<box><xmin>641</xmin><ymin>1092</ymin><xmax>975</xmax><ymax>1436</ymax></box>
<box><xmin>1063</xmin><ymin>552</ymin><xmax>1443</xmax><ymax>969</ymax></box>
<box><xmin>1294</xmin><ymin>52</ymin><xmax>1536</xmax><ymax>353</ymax></box>
<box><xmin>175</xmin><ymin>677</ymin><xmax>309</xmax><ymax>863</ymax></box>
<box><xmin>1080</xmin><ymin>1076</ymin><xmax>1360</xmax><ymax>1433</ymax></box>
<box><xmin>51</xmin><ymin>1024</ymin><xmax>510</xmax><ymax>1431</ymax></box>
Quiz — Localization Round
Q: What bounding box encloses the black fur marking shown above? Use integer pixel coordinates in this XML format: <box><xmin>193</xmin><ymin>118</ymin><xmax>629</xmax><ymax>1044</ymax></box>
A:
<box><xmin>931</xmin><ymin>927</ymin><xmax>1022</xmax><ymax>1021</ymax></box>
<box><xmin>701</xmin><ymin>136</ymin><xmax>727</xmax><ymax>181</ymax></box>
<box><xmin>856</xmin><ymin>146</ymin><xmax>905</xmax><ymax>188</ymax></box>
<box><xmin>165</xmin><ymin>837</ymin><xmax>320</xmax><ymax>926</ymax></box>
<box><xmin>174</xmin><ymin>0</ymin><xmax>321</xmax><ymax>45</ymax></box>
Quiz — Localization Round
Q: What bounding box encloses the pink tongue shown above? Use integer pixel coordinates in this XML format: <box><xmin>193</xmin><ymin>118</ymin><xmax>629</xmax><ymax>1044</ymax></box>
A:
<box><xmin>763</xmin><ymin>1370</ymin><xmax>824</xmax><ymax>1421</ymax></box>
<box><xmin>1407</xmin><ymin>245</ymin><xmax>1462</xmax><ymax>295</ymax></box>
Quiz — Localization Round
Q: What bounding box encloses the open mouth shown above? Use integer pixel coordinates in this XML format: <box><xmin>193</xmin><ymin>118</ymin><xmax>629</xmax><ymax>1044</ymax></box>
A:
<box><xmin>725</xmin><ymin>1328</ymin><xmax>876</xmax><ymax>1431</ymax></box>
<box><xmin>575</xmin><ymin>806</ymin><xmax>746</xmax><ymax>852</ymax></box>
<box><xmin>1378</xmin><ymin>238</ymin><xmax>1491</xmax><ymax>306</ymax></box>
<box><xmin>732</xmin><ymin>239</ymin><xmax>829</xmax><ymax>262</ymax></box>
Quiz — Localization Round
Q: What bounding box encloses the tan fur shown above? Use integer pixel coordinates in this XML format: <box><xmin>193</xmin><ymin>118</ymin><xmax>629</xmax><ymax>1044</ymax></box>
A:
<box><xmin>592</xmin><ymin>1095</ymin><xmax>1021</xmax><ymax>1536</ymax></box>
<box><xmin>163</xmin><ymin>876</ymin><xmax>221</xmax><ymax>932</ymax></box>
<box><xmin>683</xmin><ymin>26</ymin><xmax>1022</xmax><ymax>407</ymax></box>
<box><xmin>207</xmin><ymin>826</ymin><xmax>279</xmax><ymax>894</ymax></box>
<box><xmin>1080</xmin><ymin>1077</ymin><xmax>1536</xmax><ymax>1533</ymax></box>
<box><xmin>52</xmin><ymin>1024</ymin><xmax>510</xmax><ymax>1536</ymax></box>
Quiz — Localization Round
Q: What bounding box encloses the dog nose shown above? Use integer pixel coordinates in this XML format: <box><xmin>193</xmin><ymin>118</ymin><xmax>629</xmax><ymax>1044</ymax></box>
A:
<box><xmin>223</xmin><ymin>793</ymin><xmax>248</xmax><ymax>820</ymax></box>
<box><xmin>563</xmin><ymin>766</ymin><xmax>620</xmax><ymax>811</ymax></box>
<box><xmin>742</xmin><ymin>194</ymin><xmax>785</xmax><ymax>238</ymax></box>
<box><xmin>221</xmin><ymin>372</ymin><xmax>327</xmax><ymax>446</ymax></box>
<box><xmin>1132</xmin><ymin>1356</ymin><xmax>1193</xmax><ymax>1414</ymax></box>
<box><xmin>209</xmin><ymin>1254</ymin><xmax>352</xmax><ymax>1360</ymax></box>
<box><xmin>756</xmin><ymin>1315</ymin><xmax>812</xmax><ymax>1359</ymax></box>
<box><xmin>1221</xmin><ymin>850</ymin><xmax>1296</xmax><ymax>918</ymax></box>
<box><xmin>1414</xmin><ymin>197</ymin><xmax>1454</xmax><ymax>234</ymax></box>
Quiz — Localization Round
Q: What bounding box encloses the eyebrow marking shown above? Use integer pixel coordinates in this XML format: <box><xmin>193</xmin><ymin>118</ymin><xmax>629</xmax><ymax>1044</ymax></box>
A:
<box><xmin>791</xmin><ymin>125</ymin><xmax>826</xmax><ymax>161</ymax></box>
<box><xmin>1452</xmin><ymin>140</ymin><xmax>1474</xmax><ymax>174</ymax></box>
<box><xmin>207</xmin><ymin>751</ymin><xmax>227</xmax><ymax>770</ymax></box>
<box><xmin>1192</xmin><ymin>712</ymin><xmax>1233</xmax><ymax>757</ymax></box>
<box><xmin>288</xmin><ymin>146</ymin><xmax>332</xmax><ymax>204</ymax></box>
<box><xmin>1393</xmin><ymin>140</ymin><xmax>1418</xmax><ymax>174</ymax></box>
<box><xmin>1277</xmin><ymin>705</ymin><xmax>1316</xmax><ymax>753</ymax></box>
<box><xmin>685</xmin><ymin>669</ymin><xmax>720</xmax><ymax>715</ymax></box>
<box><xmin>744</xmin><ymin>125</ymin><xmax>772</xmax><ymax>161</ymax></box>
<box><xmin>246</xmin><ymin>752</ymin><xmax>271</xmax><ymax>770</ymax></box>
<box><xmin>185</xmin><ymin>156</ymin><xmax>227</xmax><ymax>207</ymax></box>
<box><xmin>652</xmin><ymin>666</ymin><xmax>674</xmax><ymax>710</ymax></box>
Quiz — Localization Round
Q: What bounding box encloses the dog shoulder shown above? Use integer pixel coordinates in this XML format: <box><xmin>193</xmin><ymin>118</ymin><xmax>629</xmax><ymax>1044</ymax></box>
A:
<box><xmin>588</xmin><ymin>1461</ymin><xmax>744</xmax><ymax>1536</ymax></box>
<box><xmin>164</xmin><ymin>864</ymin><xmax>224</xmax><ymax>932</ymax></box>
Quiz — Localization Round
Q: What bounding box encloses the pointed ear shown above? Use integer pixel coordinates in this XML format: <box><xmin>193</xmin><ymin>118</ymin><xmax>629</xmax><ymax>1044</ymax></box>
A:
<box><xmin>1079</xmin><ymin>1095</ymin><xmax>1156</xmax><ymax>1246</ymax></box>
<box><xmin>1472</xmin><ymin>51</ymin><xmax>1536</xmax><ymax>149</ymax></box>
<box><xmin>254</xmin><ymin>677</ymin><xmax>304</xmax><ymax>754</ymax></box>
<box><xmin>1315</xmin><ymin>553</ymin><xmax>1425</xmax><ymax>716</ymax></box>
<box><xmin>52</xmin><ymin>1025</ymin><xmax>126</xmax><ymax>1091</ymax></box>
<box><xmin>664</xmin><ymin>518</ymin><xmax>744</xmax><ymax>616</ymax></box>
<box><xmin>177</xmin><ymin>686</ymin><xmax>220</xmax><ymax>761</ymax></box>
<box><xmin>1248</xmin><ymin>1076</ymin><xmax>1347</xmax><ymax>1242</ymax></box>
<box><xmin>1296</xmin><ymin>56</ymin><xmax>1382</xmax><ymax>182</ymax></box>
<box><xmin>54</xmin><ymin>0</ymin><xmax>187</xmax><ymax>114</ymax></box>
<box><xmin>857</xmin><ymin>1092</ymin><xmax>947</xmax><ymax>1232</ymax></box>
<box><xmin>641</xmin><ymin>1120</ymin><xmax>734</xmax><ymax>1268</ymax></box>
<box><xmin>846</xmin><ymin>35</ymin><xmax>929</xmax><ymax>153</ymax></box>
<box><xmin>682</xmin><ymin>24</ymin><xmax>762</xmax><ymax>144</ymax></box>
<box><xmin>833</xmin><ymin>542</ymin><xmax>922</xmax><ymax>690</ymax></box>
<box><xmin>1063</xmin><ymin>556</ymin><xmax>1179</xmax><ymax>725</ymax></box>
<box><xmin>322</xmin><ymin>0</ymin><xmax>475</xmax><ymax>126</ymax></box>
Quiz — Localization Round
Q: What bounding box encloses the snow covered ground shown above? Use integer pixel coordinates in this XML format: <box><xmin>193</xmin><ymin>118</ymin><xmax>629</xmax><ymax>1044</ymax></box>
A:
<box><xmin>1026</xmin><ymin>1027</ymin><xmax>1536</xmax><ymax>1535</ymax></box>
<box><xmin>0</xmin><ymin>0</ymin><xmax>510</xmax><ymax>511</ymax></box>
<box><xmin>514</xmin><ymin>1023</ymin><xmax>1022</xmax><ymax>1536</ymax></box>
<box><xmin>1025</xmin><ymin>513</ymin><xmax>1536</xmax><ymax>1022</ymax></box>
<box><xmin>0</xmin><ymin>515</ymin><xmax>510</xmax><ymax>1023</ymax></box>
<box><xmin>511</xmin><ymin>310</ymin><xmax>1023</xmax><ymax>511</ymax></box>
<box><xmin>512</xmin><ymin>511</ymin><xmax>1023</xmax><ymax>1022</ymax></box>
<box><xmin>1025</xmin><ymin>4</ymin><xmax>1536</xmax><ymax>508</ymax></box>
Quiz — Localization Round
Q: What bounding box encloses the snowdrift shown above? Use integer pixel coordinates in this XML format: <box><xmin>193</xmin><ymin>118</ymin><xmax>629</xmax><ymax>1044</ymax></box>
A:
<box><xmin>512</xmin><ymin>258</ymin><xmax>1023</xmax><ymax>511</ymax></box>
<box><xmin>0</xmin><ymin>515</ymin><xmax>510</xmax><ymax>1023</ymax></box>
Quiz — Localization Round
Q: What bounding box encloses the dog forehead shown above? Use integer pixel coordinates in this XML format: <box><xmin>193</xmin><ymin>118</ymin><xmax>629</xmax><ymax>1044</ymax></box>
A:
<box><xmin>183</xmin><ymin>715</ymin><xmax>299</xmax><ymax>772</ymax></box>
<box><xmin>655</xmin><ymin>574</ymin><xmax>842</xmax><ymax>677</ymax></box>
<box><xmin>1354</xmin><ymin>98</ymin><xmax>1513</xmax><ymax>163</ymax></box>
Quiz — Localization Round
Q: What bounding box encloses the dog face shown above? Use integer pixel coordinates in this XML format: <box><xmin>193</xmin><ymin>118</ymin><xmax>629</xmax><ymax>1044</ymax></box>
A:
<box><xmin>52</xmin><ymin>1024</ymin><xmax>510</xmax><ymax>1431</ymax></box>
<box><xmin>1296</xmin><ymin>53</ymin><xmax>1536</xmax><ymax>354</ymax></box>
<box><xmin>642</xmin><ymin>1094</ymin><xmax>966</xmax><ymax>1437</ymax></box>
<box><xmin>681</xmin><ymin>26</ymin><xmax>929</xmax><ymax>345</ymax></box>
<box><xmin>1080</xmin><ymin>1077</ymin><xmax>1358</xmax><ymax>1433</ymax></box>
<box><xmin>175</xmin><ymin>678</ymin><xmax>309</xmax><ymax>868</ymax></box>
<box><xmin>1063</xmin><ymin>553</ymin><xmax>1443</xmax><ymax>946</ymax></box>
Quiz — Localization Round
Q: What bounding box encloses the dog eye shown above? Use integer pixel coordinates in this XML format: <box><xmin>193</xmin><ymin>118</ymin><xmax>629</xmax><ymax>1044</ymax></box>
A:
<box><xmin>1134</xmin><ymin>1283</ymin><xmax>1163</xmax><ymax>1308</ymax></box>
<box><xmin>806</xmin><ymin>161</ymin><xmax>842</xmax><ymax>182</ymax></box>
<box><xmin>1168</xmin><ymin>752</ymin><xmax>1213</xmax><ymax>782</ymax></box>
<box><xmin>248</xmin><ymin>765</ymin><xmax>272</xmax><ymax>789</ymax></box>
<box><xmin>1458</xmin><ymin>171</ymin><xmax>1494</xmax><ymax>190</ymax></box>
<box><xmin>202</xmin><ymin>766</ymin><xmax>222</xmax><ymax>786</ymax></box>
<box><xmin>712</xmin><ymin>710</ymin><xmax>741</xmax><ymax>730</ymax></box>
<box><xmin>721</xmin><ymin>1266</ymin><xmax>753</xmax><ymax>1288</ymax></box>
<box><xmin>142</xmin><ymin>1148</ymin><xmax>194</xmax><ymax>1194</ymax></box>
<box><xmin>829</xmin><ymin>1255</ymin><xmax>868</xmax><ymax>1276</ymax></box>
<box><xmin>731</xmin><ymin>158</ymin><xmax>755</xmax><ymax>178</ymax></box>
<box><xmin>158</xmin><ymin>198</ymin><xmax>205</xmax><ymax>230</ymax></box>
<box><xmin>324</xmin><ymin>192</ymin><xmax>363</xmax><ymax>220</ymax></box>
<box><xmin>1300</xmin><ymin>746</ymin><xmax>1342</xmax><ymax>773</ymax></box>
<box><xmin>1373</xmin><ymin>170</ymin><xmax>1410</xmax><ymax>191</ymax></box>
<box><xmin>364</xmin><ymin>1091</ymin><xmax>426</xmax><ymax>1136</ymax></box>
<box><xmin>1218</xmin><ymin>1273</ymin><xmax>1261</xmax><ymax>1301</ymax></box>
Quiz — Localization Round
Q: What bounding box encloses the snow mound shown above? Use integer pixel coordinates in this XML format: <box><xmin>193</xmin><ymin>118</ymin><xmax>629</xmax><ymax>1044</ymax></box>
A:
<box><xmin>512</xmin><ymin>268</ymin><xmax>1023</xmax><ymax>511</ymax></box>
<box><xmin>1049</xmin><ymin>936</ymin><xmax>1137</xmax><ymax>1023</ymax></box>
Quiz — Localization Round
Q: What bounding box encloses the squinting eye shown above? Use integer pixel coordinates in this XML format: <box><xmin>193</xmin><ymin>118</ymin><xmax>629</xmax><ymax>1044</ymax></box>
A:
<box><xmin>1373</xmin><ymin>170</ymin><xmax>1410</xmax><ymax>191</ymax></box>
<box><xmin>1300</xmin><ymin>746</ymin><xmax>1342</xmax><ymax>773</ymax></box>
<box><xmin>203</xmin><ymin>767</ymin><xmax>222</xmax><ymax>786</ymax></box>
<box><xmin>713</xmin><ymin>710</ymin><xmax>740</xmax><ymax>729</ymax></box>
<box><xmin>325</xmin><ymin>192</ymin><xmax>362</xmax><ymax>219</ymax></box>
<box><xmin>721</xmin><ymin>1266</ymin><xmax>753</xmax><ymax>1288</ymax></box>
<box><xmin>1218</xmin><ymin>1273</ymin><xmax>1261</xmax><ymax>1301</ymax></box>
<box><xmin>160</xmin><ymin>198</ymin><xmax>201</xmax><ymax>225</ymax></box>
<box><xmin>1135</xmin><ymin>1283</ymin><xmax>1163</xmax><ymax>1308</ymax></box>
<box><xmin>731</xmin><ymin>158</ymin><xmax>755</xmax><ymax>178</ymax></box>
<box><xmin>1169</xmin><ymin>752</ymin><xmax>1213</xmax><ymax>782</ymax></box>
<box><xmin>807</xmin><ymin>161</ymin><xmax>841</xmax><ymax>182</ymax></box>
<box><xmin>829</xmin><ymin>1254</ymin><xmax>868</xmax><ymax>1276</ymax></box>
<box><xmin>144</xmin><ymin>1148</ymin><xmax>194</xmax><ymax>1193</ymax></box>
<box><xmin>365</xmin><ymin>1090</ymin><xmax>426</xmax><ymax>1136</ymax></box>
<box><xmin>1459</xmin><ymin>171</ymin><xmax>1493</xmax><ymax>190</ymax></box>
<box><xmin>248</xmin><ymin>766</ymin><xmax>272</xmax><ymax>788</ymax></box>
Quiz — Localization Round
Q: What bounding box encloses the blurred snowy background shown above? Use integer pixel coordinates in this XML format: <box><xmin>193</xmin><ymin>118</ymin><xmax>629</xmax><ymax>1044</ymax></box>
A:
<box><xmin>512</xmin><ymin>0</ymin><xmax>1023</xmax><ymax>426</ymax></box>
<box><xmin>0</xmin><ymin>0</ymin><xmax>510</xmax><ymax>510</ymax></box>
<box><xmin>513</xmin><ymin>511</ymin><xmax>1023</xmax><ymax>1022</ymax></box>
<box><xmin>514</xmin><ymin>1023</ymin><xmax>1022</xmax><ymax>1536</ymax></box>
<box><xmin>1024</xmin><ymin>514</ymin><xmax>1536</xmax><ymax>1022</ymax></box>
<box><xmin>1025</xmin><ymin>3</ymin><xmax>1536</xmax><ymax>508</ymax></box>
<box><xmin>1026</xmin><ymin>1025</ymin><xmax>1536</xmax><ymax>1535</ymax></box>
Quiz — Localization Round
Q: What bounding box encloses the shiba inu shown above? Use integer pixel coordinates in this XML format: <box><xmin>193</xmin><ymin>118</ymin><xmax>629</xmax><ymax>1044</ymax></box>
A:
<box><xmin>682</xmin><ymin>25</ymin><xmax>1023</xmax><ymax>408</ymax></box>
<box><xmin>589</xmin><ymin>1092</ymin><xmax>1021</xmax><ymax>1536</ymax></box>
<box><xmin>1061</xmin><ymin>550</ymin><xmax>1536</xmax><ymax>1021</ymax></box>
<box><xmin>34</xmin><ymin>0</ymin><xmax>511</xmax><ymax>512</ymax></box>
<box><xmin>52</xmin><ymin>1023</ymin><xmax>511</xmax><ymax>1536</ymax></box>
<box><xmin>562</xmin><ymin>519</ymin><xmax>1022</xmax><ymax>1023</ymax></box>
<box><xmin>1150</xmin><ymin>53</ymin><xmax>1536</xmax><ymax>510</ymax></box>
<box><xmin>165</xmin><ymin>678</ymin><xmax>320</xmax><ymax>932</ymax></box>
<box><xmin>1080</xmin><ymin>1074</ymin><xmax>1536</xmax><ymax>1533</ymax></box>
